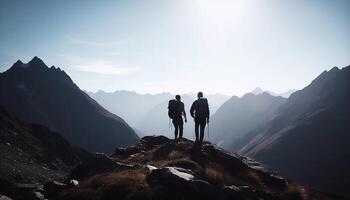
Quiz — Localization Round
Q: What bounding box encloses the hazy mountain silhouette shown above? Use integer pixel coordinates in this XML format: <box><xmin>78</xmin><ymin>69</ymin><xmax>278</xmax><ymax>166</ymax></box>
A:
<box><xmin>210</xmin><ymin>92</ymin><xmax>286</xmax><ymax>149</ymax></box>
<box><xmin>88</xmin><ymin>91</ymin><xmax>229</xmax><ymax>137</ymax></box>
<box><xmin>251</xmin><ymin>87</ymin><xmax>297</xmax><ymax>98</ymax></box>
<box><xmin>239</xmin><ymin>66</ymin><xmax>350</xmax><ymax>197</ymax></box>
<box><xmin>0</xmin><ymin>57</ymin><xmax>139</xmax><ymax>153</ymax></box>
<box><xmin>0</xmin><ymin>104</ymin><xmax>91</xmax><ymax>199</ymax></box>
<box><xmin>87</xmin><ymin>90</ymin><xmax>173</xmax><ymax>127</ymax></box>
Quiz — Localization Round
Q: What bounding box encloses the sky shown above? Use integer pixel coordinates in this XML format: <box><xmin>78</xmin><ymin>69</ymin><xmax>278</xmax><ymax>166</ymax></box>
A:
<box><xmin>0</xmin><ymin>0</ymin><xmax>349</xmax><ymax>96</ymax></box>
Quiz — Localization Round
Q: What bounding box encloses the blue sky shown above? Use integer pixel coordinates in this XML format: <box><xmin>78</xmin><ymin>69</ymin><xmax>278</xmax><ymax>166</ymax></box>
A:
<box><xmin>0</xmin><ymin>0</ymin><xmax>349</xmax><ymax>95</ymax></box>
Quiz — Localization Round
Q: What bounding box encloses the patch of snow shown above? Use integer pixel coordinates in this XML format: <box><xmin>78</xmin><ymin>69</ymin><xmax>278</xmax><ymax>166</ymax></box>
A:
<box><xmin>224</xmin><ymin>185</ymin><xmax>241</xmax><ymax>192</ymax></box>
<box><xmin>167</xmin><ymin>167</ymin><xmax>194</xmax><ymax>181</ymax></box>
<box><xmin>146</xmin><ymin>164</ymin><xmax>157</xmax><ymax>171</ymax></box>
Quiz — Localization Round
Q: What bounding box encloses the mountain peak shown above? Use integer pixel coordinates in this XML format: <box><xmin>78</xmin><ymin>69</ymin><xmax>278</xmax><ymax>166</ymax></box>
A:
<box><xmin>28</xmin><ymin>56</ymin><xmax>47</xmax><ymax>68</ymax></box>
<box><xmin>251</xmin><ymin>87</ymin><xmax>264</xmax><ymax>95</ymax></box>
<box><xmin>14</xmin><ymin>59</ymin><xmax>23</xmax><ymax>65</ymax></box>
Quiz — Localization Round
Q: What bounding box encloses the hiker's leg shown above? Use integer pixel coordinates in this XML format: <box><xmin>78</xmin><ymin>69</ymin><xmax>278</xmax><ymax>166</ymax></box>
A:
<box><xmin>195</xmin><ymin>120</ymin><xmax>199</xmax><ymax>141</ymax></box>
<box><xmin>173</xmin><ymin>120</ymin><xmax>178</xmax><ymax>139</ymax></box>
<box><xmin>179</xmin><ymin>123</ymin><xmax>183</xmax><ymax>139</ymax></box>
<box><xmin>199</xmin><ymin>122</ymin><xmax>206</xmax><ymax>143</ymax></box>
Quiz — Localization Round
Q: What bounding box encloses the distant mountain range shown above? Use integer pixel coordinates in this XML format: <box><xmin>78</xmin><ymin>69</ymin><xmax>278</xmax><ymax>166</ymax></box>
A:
<box><xmin>87</xmin><ymin>90</ymin><xmax>230</xmax><ymax>137</ymax></box>
<box><xmin>86</xmin><ymin>90</ymin><xmax>172</xmax><ymax>127</ymax></box>
<box><xmin>251</xmin><ymin>87</ymin><xmax>297</xmax><ymax>98</ymax></box>
<box><xmin>0</xmin><ymin>57</ymin><xmax>139</xmax><ymax>153</ymax></box>
<box><xmin>210</xmin><ymin>92</ymin><xmax>286</xmax><ymax>149</ymax></box>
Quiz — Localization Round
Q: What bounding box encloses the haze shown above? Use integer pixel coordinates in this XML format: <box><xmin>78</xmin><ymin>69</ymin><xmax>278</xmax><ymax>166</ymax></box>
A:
<box><xmin>0</xmin><ymin>0</ymin><xmax>349</xmax><ymax>95</ymax></box>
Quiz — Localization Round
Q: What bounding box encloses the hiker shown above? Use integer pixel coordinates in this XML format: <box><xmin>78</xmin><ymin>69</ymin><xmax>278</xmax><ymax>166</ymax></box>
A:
<box><xmin>190</xmin><ymin>92</ymin><xmax>210</xmax><ymax>144</ymax></box>
<box><xmin>168</xmin><ymin>95</ymin><xmax>187</xmax><ymax>140</ymax></box>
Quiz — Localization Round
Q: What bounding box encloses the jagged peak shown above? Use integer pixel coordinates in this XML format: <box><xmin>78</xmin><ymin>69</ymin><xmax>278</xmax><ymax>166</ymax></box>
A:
<box><xmin>28</xmin><ymin>56</ymin><xmax>47</xmax><ymax>68</ymax></box>
<box><xmin>14</xmin><ymin>59</ymin><xmax>23</xmax><ymax>65</ymax></box>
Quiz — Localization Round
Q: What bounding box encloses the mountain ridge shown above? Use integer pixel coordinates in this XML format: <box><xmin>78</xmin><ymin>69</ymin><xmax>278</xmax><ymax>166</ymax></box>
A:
<box><xmin>238</xmin><ymin>65</ymin><xmax>350</xmax><ymax>197</ymax></box>
<box><xmin>0</xmin><ymin>57</ymin><xmax>139</xmax><ymax>153</ymax></box>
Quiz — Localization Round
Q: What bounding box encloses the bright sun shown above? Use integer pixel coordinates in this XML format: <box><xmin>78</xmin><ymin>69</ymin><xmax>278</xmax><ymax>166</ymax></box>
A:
<box><xmin>195</xmin><ymin>0</ymin><xmax>251</xmax><ymax>25</ymax></box>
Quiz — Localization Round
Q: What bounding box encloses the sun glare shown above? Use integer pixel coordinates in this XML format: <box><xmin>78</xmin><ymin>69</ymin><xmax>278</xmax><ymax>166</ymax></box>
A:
<box><xmin>195</xmin><ymin>0</ymin><xmax>251</xmax><ymax>25</ymax></box>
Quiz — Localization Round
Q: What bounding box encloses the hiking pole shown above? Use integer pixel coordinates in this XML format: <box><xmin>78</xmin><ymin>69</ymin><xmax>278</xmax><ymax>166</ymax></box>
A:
<box><xmin>207</xmin><ymin>121</ymin><xmax>210</xmax><ymax>139</ymax></box>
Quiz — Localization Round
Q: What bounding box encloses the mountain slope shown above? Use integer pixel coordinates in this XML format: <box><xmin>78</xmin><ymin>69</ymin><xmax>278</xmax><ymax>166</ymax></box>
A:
<box><xmin>0</xmin><ymin>104</ymin><xmax>91</xmax><ymax>198</ymax></box>
<box><xmin>0</xmin><ymin>57</ymin><xmax>139</xmax><ymax>153</ymax></box>
<box><xmin>239</xmin><ymin>66</ymin><xmax>350</xmax><ymax>197</ymax></box>
<box><xmin>210</xmin><ymin>92</ymin><xmax>286</xmax><ymax>150</ymax></box>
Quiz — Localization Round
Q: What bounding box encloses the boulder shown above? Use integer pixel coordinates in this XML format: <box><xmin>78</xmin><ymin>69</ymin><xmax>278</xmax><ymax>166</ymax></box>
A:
<box><xmin>43</xmin><ymin>181</ymin><xmax>67</xmax><ymax>199</ymax></box>
<box><xmin>147</xmin><ymin>167</ymin><xmax>194</xmax><ymax>185</ymax></box>
<box><xmin>0</xmin><ymin>195</ymin><xmax>12</xmax><ymax>200</ymax></box>
<box><xmin>70</xmin><ymin>153</ymin><xmax>133</xmax><ymax>180</ymax></box>
<box><xmin>204</xmin><ymin>145</ymin><xmax>248</xmax><ymax>171</ymax></box>
<box><xmin>141</xmin><ymin>136</ymin><xmax>171</xmax><ymax>147</ymax></box>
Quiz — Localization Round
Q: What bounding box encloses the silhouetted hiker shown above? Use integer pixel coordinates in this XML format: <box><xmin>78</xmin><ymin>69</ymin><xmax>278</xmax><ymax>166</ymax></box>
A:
<box><xmin>190</xmin><ymin>92</ymin><xmax>210</xmax><ymax>144</ymax></box>
<box><xmin>168</xmin><ymin>95</ymin><xmax>187</xmax><ymax>140</ymax></box>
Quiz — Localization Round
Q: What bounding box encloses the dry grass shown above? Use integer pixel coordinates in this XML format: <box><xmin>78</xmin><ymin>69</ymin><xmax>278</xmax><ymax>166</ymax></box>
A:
<box><xmin>60</xmin><ymin>169</ymin><xmax>149</xmax><ymax>200</ymax></box>
<box><xmin>164</xmin><ymin>158</ymin><xmax>202</xmax><ymax>172</ymax></box>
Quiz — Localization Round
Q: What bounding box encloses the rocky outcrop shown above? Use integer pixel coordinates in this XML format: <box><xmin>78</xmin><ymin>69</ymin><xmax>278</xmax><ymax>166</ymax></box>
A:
<box><xmin>70</xmin><ymin>153</ymin><xmax>134</xmax><ymax>180</ymax></box>
<box><xmin>54</xmin><ymin>136</ymin><xmax>339</xmax><ymax>200</ymax></box>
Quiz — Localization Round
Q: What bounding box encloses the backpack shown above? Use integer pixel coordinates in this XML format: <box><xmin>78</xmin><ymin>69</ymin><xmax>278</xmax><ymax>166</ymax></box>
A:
<box><xmin>195</xmin><ymin>98</ymin><xmax>209</xmax><ymax>118</ymax></box>
<box><xmin>168</xmin><ymin>99</ymin><xmax>180</xmax><ymax>119</ymax></box>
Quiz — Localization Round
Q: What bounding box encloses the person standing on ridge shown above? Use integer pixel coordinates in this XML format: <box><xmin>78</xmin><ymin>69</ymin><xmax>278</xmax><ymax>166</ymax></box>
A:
<box><xmin>168</xmin><ymin>95</ymin><xmax>187</xmax><ymax>140</ymax></box>
<box><xmin>190</xmin><ymin>92</ymin><xmax>210</xmax><ymax>144</ymax></box>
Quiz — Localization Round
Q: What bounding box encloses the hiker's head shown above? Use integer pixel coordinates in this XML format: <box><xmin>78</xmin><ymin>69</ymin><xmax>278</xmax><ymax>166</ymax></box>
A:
<box><xmin>175</xmin><ymin>95</ymin><xmax>181</xmax><ymax>101</ymax></box>
<box><xmin>197</xmin><ymin>92</ymin><xmax>203</xmax><ymax>99</ymax></box>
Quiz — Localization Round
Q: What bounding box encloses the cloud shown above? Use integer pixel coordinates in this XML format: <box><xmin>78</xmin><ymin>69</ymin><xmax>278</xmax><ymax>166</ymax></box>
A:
<box><xmin>67</xmin><ymin>35</ymin><xmax>108</xmax><ymax>47</ymax></box>
<box><xmin>104</xmin><ymin>52</ymin><xmax>139</xmax><ymax>56</ymax></box>
<box><xmin>66</xmin><ymin>35</ymin><xmax>128</xmax><ymax>47</ymax></box>
<box><xmin>60</xmin><ymin>54</ymin><xmax>137</xmax><ymax>75</ymax></box>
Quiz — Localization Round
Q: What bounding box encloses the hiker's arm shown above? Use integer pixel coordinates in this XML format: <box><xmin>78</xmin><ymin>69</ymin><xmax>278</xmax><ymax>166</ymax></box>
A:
<box><xmin>206</xmin><ymin>102</ymin><xmax>210</xmax><ymax>123</ymax></box>
<box><xmin>190</xmin><ymin>102</ymin><xmax>195</xmax><ymax>118</ymax></box>
<box><xmin>183</xmin><ymin>105</ymin><xmax>187</xmax><ymax>122</ymax></box>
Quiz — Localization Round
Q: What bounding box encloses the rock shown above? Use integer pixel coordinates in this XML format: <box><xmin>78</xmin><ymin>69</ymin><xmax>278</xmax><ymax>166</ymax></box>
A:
<box><xmin>114</xmin><ymin>145</ymin><xmax>141</xmax><ymax>158</ymax></box>
<box><xmin>146</xmin><ymin>165</ymin><xmax>157</xmax><ymax>171</ymax></box>
<box><xmin>204</xmin><ymin>145</ymin><xmax>248</xmax><ymax>172</ymax></box>
<box><xmin>43</xmin><ymin>181</ymin><xmax>67</xmax><ymax>199</ymax></box>
<box><xmin>33</xmin><ymin>191</ymin><xmax>46</xmax><ymax>200</ymax></box>
<box><xmin>141</xmin><ymin>135</ymin><xmax>171</xmax><ymax>147</ymax></box>
<box><xmin>70</xmin><ymin>153</ymin><xmax>133</xmax><ymax>180</ymax></box>
<box><xmin>0</xmin><ymin>195</ymin><xmax>12</xmax><ymax>200</ymax></box>
<box><xmin>69</xmin><ymin>179</ymin><xmax>79</xmax><ymax>187</ymax></box>
<box><xmin>147</xmin><ymin>167</ymin><xmax>194</xmax><ymax>185</ymax></box>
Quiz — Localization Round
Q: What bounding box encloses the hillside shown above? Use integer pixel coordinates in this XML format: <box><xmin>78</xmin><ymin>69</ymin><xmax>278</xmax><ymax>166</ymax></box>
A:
<box><xmin>0</xmin><ymin>105</ymin><xmax>91</xmax><ymax>199</ymax></box>
<box><xmin>238</xmin><ymin>66</ymin><xmax>350</xmax><ymax>197</ymax></box>
<box><xmin>0</xmin><ymin>57</ymin><xmax>139</xmax><ymax>153</ymax></box>
<box><xmin>210</xmin><ymin>92</ymin><xmax>286</xmax><ymax>150</ymax></box>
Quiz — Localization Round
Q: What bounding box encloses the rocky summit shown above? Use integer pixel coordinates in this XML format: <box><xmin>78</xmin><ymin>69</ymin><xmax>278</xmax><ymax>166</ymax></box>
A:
<box><xmin>48</xmin><ymin>136</ymin><xmax>341</xmax><ymax>200</ymax></box>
